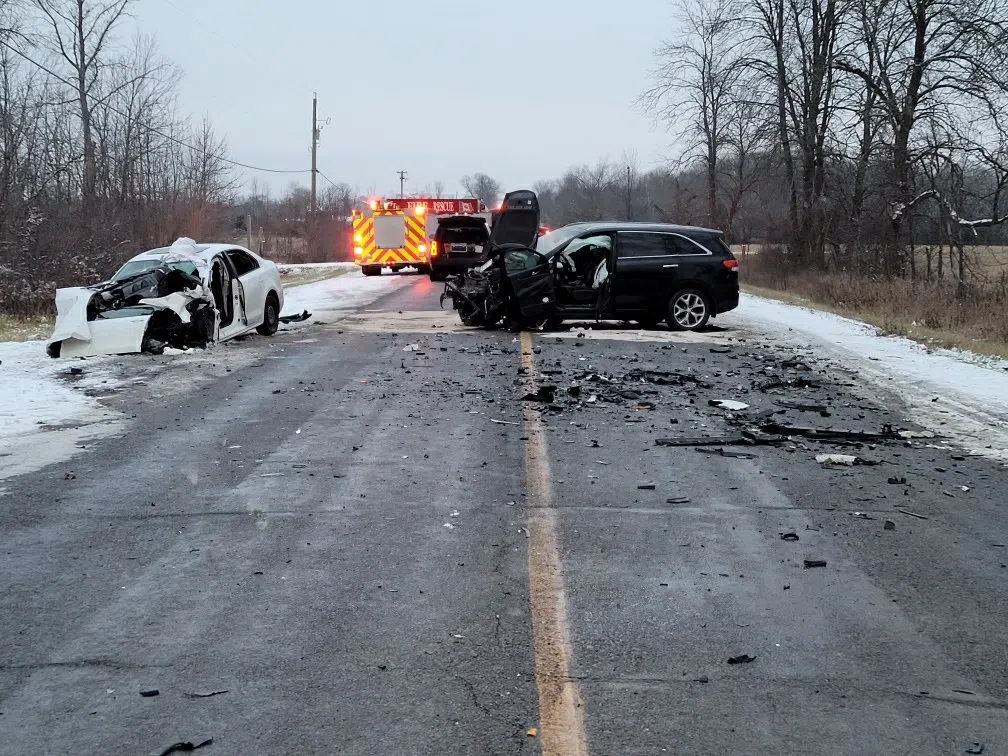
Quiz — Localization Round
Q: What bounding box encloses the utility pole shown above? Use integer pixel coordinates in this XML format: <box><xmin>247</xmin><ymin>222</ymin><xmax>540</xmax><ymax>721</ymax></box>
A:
<box><xmin>311</xmin><ymin>93</ymin><xmax>318</xmax><ymax>217</ymax></box>
<box><xmin>397</xmin><ymin>170</ymin><xmax>408</xmax><ymax>198</ymax></box>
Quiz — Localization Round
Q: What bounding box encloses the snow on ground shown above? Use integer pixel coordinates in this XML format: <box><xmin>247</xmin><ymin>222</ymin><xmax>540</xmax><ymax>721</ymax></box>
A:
<box><xmin>724</xmin><ymin>293</ymin><xmax>1008</xmax><ymax>460</ymax></box>
<box><xmin>280</xmin><ymin>267</ymin><xmax>415</xmax><ymax>318</ymax></box>
<box><xmin>0</xmin><ymin>269</ymin><xmax>416</xmax><ymax>482</ymax></box>
<box><xmin>0</xmin><ymin>341</ymin><xmax>123</xmax><ymax>483</ymax></box>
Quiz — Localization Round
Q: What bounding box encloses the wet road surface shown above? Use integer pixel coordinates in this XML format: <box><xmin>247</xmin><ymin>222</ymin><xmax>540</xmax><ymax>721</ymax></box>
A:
<box><xmin>2</xmin><ymin>273</ymin><xmax>1007</xmax><ymax>755</ymax></box>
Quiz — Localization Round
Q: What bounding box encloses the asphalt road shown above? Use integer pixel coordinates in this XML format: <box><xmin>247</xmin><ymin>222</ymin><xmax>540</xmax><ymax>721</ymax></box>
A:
<box><xmin>2</xmin><ymin>273</ymin><xmax>1008</xmax><ymax>755</ymax></box>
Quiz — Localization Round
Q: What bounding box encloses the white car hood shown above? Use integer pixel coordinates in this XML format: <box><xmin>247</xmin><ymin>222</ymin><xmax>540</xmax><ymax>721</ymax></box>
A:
<box><xmin>48</xmin><ymin>278</ymin><xmax>215</xmax><ymax>358</ymax></box>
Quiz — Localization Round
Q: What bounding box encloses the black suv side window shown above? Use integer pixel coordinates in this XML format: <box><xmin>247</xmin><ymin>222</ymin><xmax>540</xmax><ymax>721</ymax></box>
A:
<box><xmin>617</xmin><ymin>232</ymin><xmax>666</xmax><ymax>258</ymax></box>
<box><xmin>665</xmin><ymin>234</ymin><xmax>713</xmax><ymax>256</ymax></box>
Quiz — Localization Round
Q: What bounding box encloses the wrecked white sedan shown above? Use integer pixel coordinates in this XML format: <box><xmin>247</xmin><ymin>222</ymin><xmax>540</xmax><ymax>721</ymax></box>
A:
<box><xmin>47</xmin><ymin>238</ymin><xmax>285</xmax><ymax>358</ymax></box>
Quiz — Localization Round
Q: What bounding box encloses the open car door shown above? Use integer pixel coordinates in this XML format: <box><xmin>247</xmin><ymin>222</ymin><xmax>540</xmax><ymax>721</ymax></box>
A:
<box><xmin>488</xmin><ymin>190</ymin><xmax>540</xmax><ymax>249</ymax></box>
<box><xmin>503</xmin><ymin>247</ymin><xmax>556</xmax><ymax>323</ymax></box>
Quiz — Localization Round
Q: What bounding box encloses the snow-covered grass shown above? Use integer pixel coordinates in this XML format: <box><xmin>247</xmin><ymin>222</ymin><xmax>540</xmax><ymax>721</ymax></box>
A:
<box><xmin>278</xmin><ymin>263</ymin><xmax>355</xmax><ymax>289</ymax></box>
<box><xmin>725</xmin><ymin>293</ymin><xmax>1008</xmax><ymax>459</ymax></box>
<box><xmin>276</xmin><ymin>262</ymin><xmax>359</xmax><ymax>273</ymax></box>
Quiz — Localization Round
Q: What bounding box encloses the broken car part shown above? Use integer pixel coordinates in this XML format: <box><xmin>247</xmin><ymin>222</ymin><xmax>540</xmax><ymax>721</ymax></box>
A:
<box><xmin>727</xmin><ymin>654</ymin><xmax>756</xmax><ymax>664</ymax></box>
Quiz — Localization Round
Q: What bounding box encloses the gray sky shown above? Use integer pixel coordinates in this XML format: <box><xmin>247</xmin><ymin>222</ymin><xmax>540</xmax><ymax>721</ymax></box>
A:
<box><xmin>129</xmin><ymin>0</ymin><xmax>677</xmax><ymax>198</ymax></box>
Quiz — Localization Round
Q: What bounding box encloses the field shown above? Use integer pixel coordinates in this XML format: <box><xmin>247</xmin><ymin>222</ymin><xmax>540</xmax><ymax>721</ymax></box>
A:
<box><xmin>742</xmin><ymin>244</ymin><xmax>1008</xmax><ymax>357</ymax></box>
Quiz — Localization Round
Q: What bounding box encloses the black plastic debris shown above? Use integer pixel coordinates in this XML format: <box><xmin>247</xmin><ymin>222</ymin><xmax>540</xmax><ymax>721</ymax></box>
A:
<box><xmin>638</xmin><ymin>483</ymin><xmax>657</xmax><ymax>490</ymax></box>
<box><xmin>69</xmin><ymin>366</ymin><xmax>83</xmax><ymax>375</ymax></box>
<box><xmin>667</xmin><ymin>497</ymin><xmax>691</xmax><ymax>504</ymax></box>
<box><xmin>709</xmin><ymin>346</ymin><xmax>731</xmax><ymax>353</ymax></box>
<box><xmin>781</xmin><ymin>359</ymin><xmax>811</xmax><ymax>371</ymax></box>
<box><xmin>758</xmin><ymin>376</ymin><xmax>818</xmax><ymax>391</ymax></box>
<box><xmin>521</xmin><ymin>385</ymin><xmax>556</xmax><ymax>403</ymax></box>
<box><xmin>693</xmin><ymin>675</ymin><xmax>710</xmax><ymax>683</ymax></box>
<box><xmin>567</xmin><ymin>385</ymin><xmax>581</xmax><ymax>397</ymax></box>
<box><xmin>780</xmin><ymin>532</ymin><xmax>800</xmax><ymax>542</ymax></box>
<box><xmin>186</xmin><ymin>690</ymin><xmax>229</xmax><ymax>699</ymax></box>
<box><xmin>804</xmin><ymin>559</ymin><xmax>828</xmax><ymax>568</ymax></box>
<box><xmin>966</xmin><ymin>744</ymin><xmax>984</xmax><ymax>755</ymax></box>
<box><xmin>140</xmin><ymin>689</ymin><xmax>160</xmax><ymax>697</ymax></box>
<box><xmin>763</xmin><ymin>422</ymin><xmax>898</xmax><ymax>441</ymax></box>
<box><xmin>279</xmin><ymin>309</ymin><xmax>312</xmax><ymax>324</ymax></box>
<box><xmin>727</xmin><ymin>654</ymin><xmax>756</xmax><ymax>664</ymax></box>
<box><xmin>656</xmin><ymin>436</ymin><xmax>748</xmax><ymax>447</ymax></box>
<box><xmin>624</xmin><ymin>368</ymin><xmax>708</xmax><ymax>387</ymax></box>
<box><xmin>774</xmin><ymin>399</ymin><xmax>827</xmax><ymax>412</ymax></box>
<box><xmin>695</xmin><ymin>447</ymin><xmax>756</xmax><ymax>459</ymax></box>
<box><xmin>888</xmin><ymin>476</ymin><xmax>908</xmax><ymax>485</ymax></box>
<box><xmin>158</xmin><ymin>739</ymin><xmax>213</xmax><ymax>756</ymax></box>
<box><xmin>884</xmin><ymin>520</ymin><xmax>896</xmax><ymax>530</ymax></box>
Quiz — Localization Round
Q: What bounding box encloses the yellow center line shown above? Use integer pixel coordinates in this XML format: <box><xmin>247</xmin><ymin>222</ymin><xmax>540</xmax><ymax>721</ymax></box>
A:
<box><xmin>520</xmin><ymin>331</ymin><xmax>589</xmax><ymax>756</ymax></box>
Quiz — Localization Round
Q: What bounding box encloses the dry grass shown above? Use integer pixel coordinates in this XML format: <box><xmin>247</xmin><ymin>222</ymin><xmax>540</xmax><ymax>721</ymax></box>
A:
<box><xmin>742</xmin><ymin>265</ymin><xmax>1008</xmax><ymax>358</ymax></box>
<box><xmin>0</xmin><ymin>314</ymin><xmax>54</xmax><ymax>343</ymax></box>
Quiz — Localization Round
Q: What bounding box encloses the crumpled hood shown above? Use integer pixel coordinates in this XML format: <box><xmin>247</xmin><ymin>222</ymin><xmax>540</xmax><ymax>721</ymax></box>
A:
<box><xmin>47</xmin><ymin>240</ymin><xmax>216</xmax><ymax>358</ymax></box>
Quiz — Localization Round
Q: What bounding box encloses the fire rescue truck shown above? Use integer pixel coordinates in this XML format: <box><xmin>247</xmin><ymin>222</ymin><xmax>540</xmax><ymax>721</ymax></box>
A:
<box><xmin>351</xmin><ymin>197</ymin><xmax>486</xmax><ymax>276</ymax></box>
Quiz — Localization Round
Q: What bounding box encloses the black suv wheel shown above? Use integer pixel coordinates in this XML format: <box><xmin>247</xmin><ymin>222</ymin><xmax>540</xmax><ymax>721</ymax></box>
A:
<box><xmin>667</xmin><ymin>288</ymin><xmax>710</xmax><ymax>331</ymax></box>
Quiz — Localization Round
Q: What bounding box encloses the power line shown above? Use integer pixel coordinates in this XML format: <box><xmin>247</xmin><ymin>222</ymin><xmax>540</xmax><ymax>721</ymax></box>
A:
<box><xmin>0</xmin><ymin>37</ymin><xmax>312</xmax><ymax>176</ymax></box>
<box><xmin>157</xmin><ymin>0</ymin><xmax>249</xmax><ymax>57</ymax></box>
<box><xmin>317</xmin><ymin>170</ymin><xmax>341</xmax><ymax>189</ymax></box>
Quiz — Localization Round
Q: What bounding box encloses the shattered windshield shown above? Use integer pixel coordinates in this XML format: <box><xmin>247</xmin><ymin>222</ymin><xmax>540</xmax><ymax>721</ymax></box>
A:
<box><xmin>535</xmin><ymin>226</ymin><xmax>585</xmax><ymax>258</ymax></box>
<box><xmin>113</xmin><ymin>259</ymin><xmax>199</xmax><ymax>281</ymax></box>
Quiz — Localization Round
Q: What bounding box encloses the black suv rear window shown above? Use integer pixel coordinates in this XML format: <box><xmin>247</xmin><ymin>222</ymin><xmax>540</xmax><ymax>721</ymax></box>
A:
<box><xmin>684</xmin><ymin>233</ymin><xmax>729</xmax><ymax>256</ymax></box>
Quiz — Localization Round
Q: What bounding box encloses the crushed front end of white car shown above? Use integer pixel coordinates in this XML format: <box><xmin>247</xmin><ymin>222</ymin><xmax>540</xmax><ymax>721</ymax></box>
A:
<box><xmin>48</xmin><ymin>239</ymin><xmax>218</xmax><ymax>358</ymax></box>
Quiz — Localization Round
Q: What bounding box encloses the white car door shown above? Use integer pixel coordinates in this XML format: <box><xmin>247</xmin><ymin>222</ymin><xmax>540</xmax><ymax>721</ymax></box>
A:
<box><xmin>226</xmin><ymin>248</ymin><xmax>267</xmax><ymax>327</ymax></box>
<box><xmin>214</xmin><ymin>254</ymin><xmax>250</xmax><ymax>341</ymax></box>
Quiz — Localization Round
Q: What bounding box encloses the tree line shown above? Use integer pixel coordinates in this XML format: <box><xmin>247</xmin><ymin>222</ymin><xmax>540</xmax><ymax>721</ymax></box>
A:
<box><xmin>636</xmin><ymin>0</ymin><xmax>1008</xmax><ymax>283</ymax></box>
<box><xmin>0</xmin><ymin>0</ymin><xmax>236</xmax><ymax>314</ymax></box>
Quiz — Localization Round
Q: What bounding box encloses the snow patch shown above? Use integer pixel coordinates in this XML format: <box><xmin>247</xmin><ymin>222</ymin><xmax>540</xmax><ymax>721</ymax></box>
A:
<box><xmin>0</xmin><ymin>340</ymin><xmax>124</xmax><ymax>480</ymax></box>
<box><xmin>280</xmin><ymin>268</ymin><xmax>414</xmax><ymax>318</ymax></box>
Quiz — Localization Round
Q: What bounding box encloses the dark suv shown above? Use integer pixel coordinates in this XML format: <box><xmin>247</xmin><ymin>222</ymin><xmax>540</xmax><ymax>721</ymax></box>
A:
<box><xmin>444</xmin><ymin>190</ymin><xmax>739</xmax><ymax>330</ymax></box>
<box><xmin>428</xmin><ymin>215</ymin><xmax>490</xmax><ymax>281</ymax></box>
<box><xmin>526</xmin><ymin>221</ymin><xmax>739</xmax><ymax>329</ymax></box>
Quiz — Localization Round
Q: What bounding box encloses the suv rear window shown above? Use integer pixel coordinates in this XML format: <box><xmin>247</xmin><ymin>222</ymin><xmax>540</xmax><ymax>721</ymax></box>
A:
<box><xmin>683</xmin><ymin>233</ymin><xmax>730</xmax><ymax>256</ymax></box>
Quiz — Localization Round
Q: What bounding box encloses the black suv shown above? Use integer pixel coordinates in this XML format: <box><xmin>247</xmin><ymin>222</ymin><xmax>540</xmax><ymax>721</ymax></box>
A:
<box><xmin>444</xmin><ymin>190</ymin><xmax>739</xmax><ymax>331</ymax></box>
<box><xmin>429</xmin><ymin>215</ymin><xmax>490</xmax><ymax>281</ymax></box>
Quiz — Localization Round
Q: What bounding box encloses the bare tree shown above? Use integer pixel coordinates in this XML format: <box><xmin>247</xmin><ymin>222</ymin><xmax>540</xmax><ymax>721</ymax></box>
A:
<box><xmin>642</xmin><ymin>0</ymin><xmax>744</xmax><ymax>227</ymax></box>
<box><xmin>460</xmin><ymin>172</ymin><xmax>500</xmax><ymax>207</ymax></box>
<box><xmin>838</xmin><ymin>0</ymin><xmax>1008</xmax><ymax>243</ymax></box>
<box><xmin>30</xmin><ymin>0</ymin><xmax>134</xmax><ymax>212</ymax></box>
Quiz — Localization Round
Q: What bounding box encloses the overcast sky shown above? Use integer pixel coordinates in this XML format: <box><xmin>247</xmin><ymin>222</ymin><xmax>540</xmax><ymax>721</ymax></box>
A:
<box><xmin>127</xmin><ymin>0</ymin><xmax>678</xmax><ymax>198</ymax></box>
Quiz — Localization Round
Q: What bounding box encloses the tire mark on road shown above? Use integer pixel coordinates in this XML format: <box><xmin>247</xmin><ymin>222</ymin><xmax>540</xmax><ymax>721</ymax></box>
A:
<box><xmin>520</xmin><ymin>331</ymin><xmax>589</xmax><ymax>756</ymax></box>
